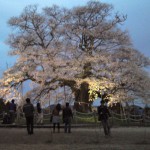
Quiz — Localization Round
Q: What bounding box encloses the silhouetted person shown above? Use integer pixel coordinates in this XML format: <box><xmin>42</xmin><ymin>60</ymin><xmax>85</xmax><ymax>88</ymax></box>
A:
<box><xmin>5</xmin><ymin>101</ymin><xmax>10</xmax><ymax>114</ymax></box>
<box><xmin>9</xmin><ymin>99</ymin><xmax>16</xmax><ymax>124</ymax></box>
<box><xmin>98</xmin><ymin>100</ymin><xmax>111</xmax><ymax>136</ymax></box>
<box><xmin>23</xmin><ymin>98</ymin><xmax>34</xmax><ymax>135</ymax></box>
<box><xmin>36</xmin><ymin>102</ymin><xmax>43</xmax><ymax>125</ymax></box>
<box><xmin>2</xmin><ymin>101</ymin><xmax>11</xmax><ymax>124</ymax></box>
<box><xmin>0</xmin><ymin>99</ymin><xmax>5</xmax><ymax>114</ymax></box>
<box><xmin>52</xmin><ymin>103</ymin><xmax>61</xmax><ymax>133</ymax></box>
<box><xmin>62</xmin><ymin>102</ymin><xmax>73</xmax><ymax>133</ymax></box>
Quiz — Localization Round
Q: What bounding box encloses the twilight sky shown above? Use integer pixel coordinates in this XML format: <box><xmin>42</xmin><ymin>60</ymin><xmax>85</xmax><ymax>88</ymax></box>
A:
<box><xmin>0</xmin><ymin>0</ymin><xmax>150</xmax><ymax>75</ymax></box>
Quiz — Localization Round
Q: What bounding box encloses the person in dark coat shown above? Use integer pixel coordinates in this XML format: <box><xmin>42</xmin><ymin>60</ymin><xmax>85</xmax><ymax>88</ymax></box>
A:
<box><xmin>23</xmin><ymin>98</ymin><xmax>34</xmax><ymax>135</ymax></box>
<box><xmin>36</xmin><ymin>102</ymin><xmax>43</xmax><ymax>125</ymax></box>
<box><xmin>62</xmin><ymin>102</ymin><xmax>73</xmax><ymax>133</ymax></box>
<box><xmin>98</xmin><ymin>100</ymin><xmax>111</xmax><ymax>136</ymax></box>
<box><xmin>2</xmin><ymin>101</ymin><xmax>11</xmax><ymax>124</ymax></box>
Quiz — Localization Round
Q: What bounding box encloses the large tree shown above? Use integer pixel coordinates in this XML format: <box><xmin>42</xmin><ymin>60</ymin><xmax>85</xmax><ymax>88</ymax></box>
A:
<box><xmin>0</xmin><ymin>1</ymin><xmax>150</xmax><ymax>106</ymax></box>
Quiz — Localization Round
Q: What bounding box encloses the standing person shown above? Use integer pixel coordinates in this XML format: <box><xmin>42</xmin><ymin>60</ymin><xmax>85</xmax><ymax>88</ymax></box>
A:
<box><xmin>98</xmin><ymin>100</ymin><xmax>111</xmax><ymax>136</ymax></box>
<box><xmin>62</xmin><ymin>102</ymin><xmax>73</xmax><ymax>133</ymax></box>
<box><xmin>36</xmin><ymin>102</ymin><xmax>43</xmax><ymax>125</ymax></box>
<box><xmin>52</xmin><ymin>103</ymin><xmax>61</xmax><ymax>133</ymax></box>
<box><xmin>23</xmin><ymin>98</ymin><xmax>34</xmax><ymax>135</ymax></box>
<box><xmin>3</xmin><ymin>101</ymin><xmax>11</xmax><ymax>124</ymax></box>
<box><xmin>8</xmin><ymin>99</ymin><xmax>16</xmax><ymax>124</ymax></box>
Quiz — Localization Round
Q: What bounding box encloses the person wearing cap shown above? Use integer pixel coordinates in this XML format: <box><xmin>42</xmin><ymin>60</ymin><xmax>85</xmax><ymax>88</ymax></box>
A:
<box><xmin>23</xmin><ymin>98</ymin><xmax>34</xmax><ymax>135</ymax></box>
<box><xmin>62</xmin><ymin>102</ymin><xmax>73</xmax><ymax>133</ymax></box>
<box><xmin>97</xmin><ymin>100</ymin><xmax>111</xmax><ymax>136</ymax></box>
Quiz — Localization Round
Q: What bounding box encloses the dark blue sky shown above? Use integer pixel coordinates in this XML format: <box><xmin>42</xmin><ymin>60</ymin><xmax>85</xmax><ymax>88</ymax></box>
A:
<box><xmin>0</xmin><ymin>0</ymin><xmax>150</xmax><ymax>74</ymax></box>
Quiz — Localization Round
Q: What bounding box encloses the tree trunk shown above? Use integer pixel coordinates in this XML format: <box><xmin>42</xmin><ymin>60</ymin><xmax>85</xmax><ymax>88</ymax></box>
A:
<box><xmin>74</xmin><ymin>82</ymin><xmax>91</xmax><ymax>112</ymax></box>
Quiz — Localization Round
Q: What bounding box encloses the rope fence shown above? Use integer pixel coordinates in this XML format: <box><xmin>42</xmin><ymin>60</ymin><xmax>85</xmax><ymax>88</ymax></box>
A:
<box><xmin>0</xmin><ymin>110</ymin><xmax>150</xmax><ymax>126</ymax></box>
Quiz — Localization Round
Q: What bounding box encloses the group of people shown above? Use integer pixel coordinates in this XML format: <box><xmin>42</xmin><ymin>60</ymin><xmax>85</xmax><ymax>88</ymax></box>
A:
<box><xmin>23</xmin><ymin>98</ymin><xmax>73</xmax><ymax>135</ymax></box>
<box><xmin>51</xmin><ymin>102</ymin><xmax>73</xmax><ymax>133</ymax></box>
<box><xmin>2</xmin><ymin>98</ymin><xmax>111</xmax><ymax>137</ymax></box>
<box><xmin>2</xmin><ymin>99</ymin><xmax>17</xmax><ymax>124</ymax></box>
<box><xmin>50</xmin><ymin>99</ymin><xmax>111</xmax><ymax>136</ymax></box>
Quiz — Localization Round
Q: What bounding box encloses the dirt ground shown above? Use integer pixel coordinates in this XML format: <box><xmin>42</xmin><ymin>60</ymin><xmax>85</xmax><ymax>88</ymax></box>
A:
<box><xmin>0</xmin><ymin>127</ymin><xmax>149</xmax><ymax>150</ymax></box>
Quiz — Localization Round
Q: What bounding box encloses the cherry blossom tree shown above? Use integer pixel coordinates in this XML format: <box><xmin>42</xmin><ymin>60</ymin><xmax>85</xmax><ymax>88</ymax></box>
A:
<box><xmin>0</xmin><ymin>1</ymin><xmax>150</xmax><ymax>106</ymax></box>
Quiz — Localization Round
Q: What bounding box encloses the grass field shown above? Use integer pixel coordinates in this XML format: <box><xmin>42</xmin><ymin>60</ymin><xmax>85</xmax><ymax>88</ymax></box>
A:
<box><xmin>0</xmin><ymin>127</ymin><xmax>149</xmax><ymax>150</ymax></box>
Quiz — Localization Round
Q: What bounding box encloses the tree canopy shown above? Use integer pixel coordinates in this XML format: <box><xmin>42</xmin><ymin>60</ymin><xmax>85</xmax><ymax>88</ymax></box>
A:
<box><xmin>1</xmin><ymin>1</ymin><xmax>150</xmax><ymax>105</ymax></box>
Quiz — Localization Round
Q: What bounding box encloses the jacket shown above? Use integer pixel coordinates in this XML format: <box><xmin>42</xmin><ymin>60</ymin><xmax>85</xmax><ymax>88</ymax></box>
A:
<box><xmin>23</xmin><ymin>103</ymin><xmax>34</xmax><ymax>117</ymax></box>
<box><xmin>98</xmin><ymin>105</ymin><xmax>111</xmax><ymax>121</ymax></box>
